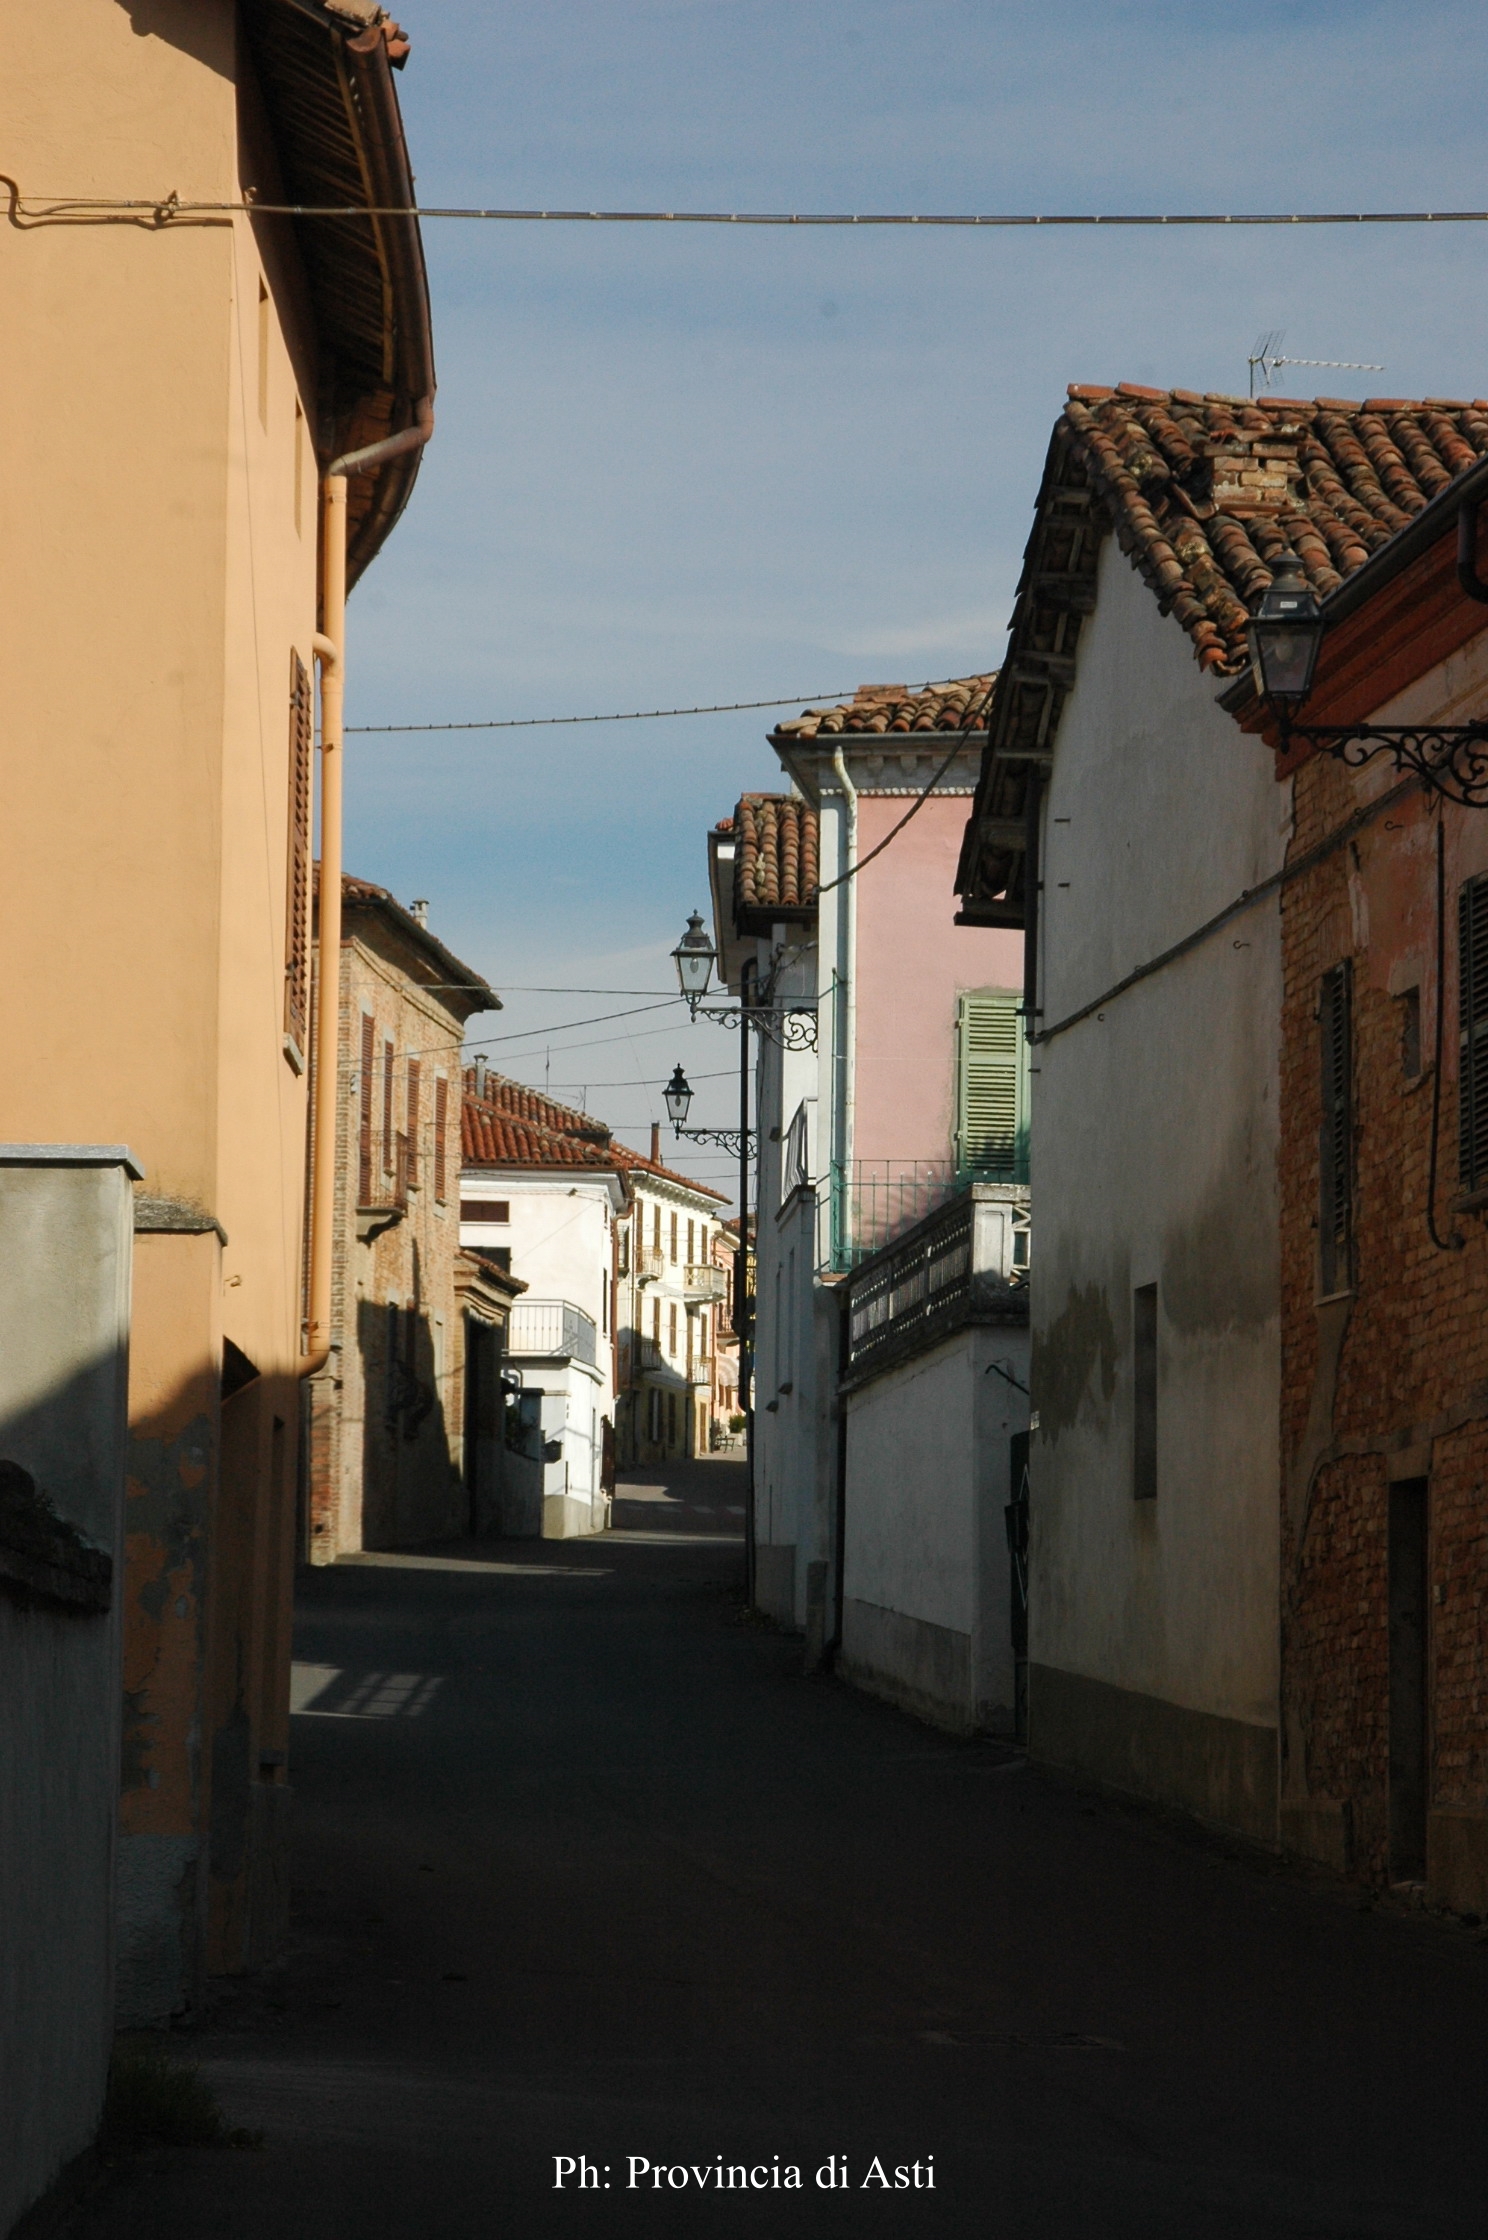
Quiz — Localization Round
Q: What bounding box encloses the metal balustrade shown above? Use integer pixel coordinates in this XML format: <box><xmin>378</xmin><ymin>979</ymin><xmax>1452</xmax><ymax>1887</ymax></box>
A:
<box><xmin>845</xmin><ymin>1182</ymin><xmax>1029</xmax><ymax>1382</ymax></box>
<box><xmin>507</xmin><ymin>1298</ymin><xmax>598</xmax><ymax>1366</ymax></box>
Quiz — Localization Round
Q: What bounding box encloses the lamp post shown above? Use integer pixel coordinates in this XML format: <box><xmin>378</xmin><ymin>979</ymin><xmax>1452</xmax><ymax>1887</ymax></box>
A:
<box><xmin>1250</xmin><ymin>547</ymin><xmax>1488</xmax><ymax>807</ymax></box>
<box><xmin>662</xmin><ymin>1064</ymin><xmax>752</xmax><ymax>1158</ymax></box>
<box><xmin>668</xmin><ymin>911</ymin><xmax>818</xmax><ymax>1049</ymax></box>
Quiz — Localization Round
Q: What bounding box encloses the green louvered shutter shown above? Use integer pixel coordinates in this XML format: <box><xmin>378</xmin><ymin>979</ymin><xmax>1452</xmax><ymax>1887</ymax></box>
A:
<box><xmin>955</xmin><ymin>992</ymin><xmax>1028</xmax><ymax>1179</ymax></box>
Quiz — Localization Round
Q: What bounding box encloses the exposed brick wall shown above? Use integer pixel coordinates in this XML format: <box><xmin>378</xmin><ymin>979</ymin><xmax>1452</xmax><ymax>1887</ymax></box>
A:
<box><xmin>1280</xmin><ymin>750</ymin><xmax>1488</xmax><ymax>1889</ymax></box>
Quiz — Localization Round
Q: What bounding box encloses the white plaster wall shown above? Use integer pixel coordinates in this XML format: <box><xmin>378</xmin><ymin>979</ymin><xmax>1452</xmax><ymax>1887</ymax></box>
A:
<box><xmin>461</xmin><ymin>1175</ymin><xmax>616</xmax><ymax>1417</ymax></box>
<box><xmin>1031</xmin><ymin>543</ymin><xmax>1289</xmax><ymax>1729</ymax></box>
<box><xmin>0</xmin><ymin>1160</ymin><xmax>133</xmax><ymax>2235</ymax></box>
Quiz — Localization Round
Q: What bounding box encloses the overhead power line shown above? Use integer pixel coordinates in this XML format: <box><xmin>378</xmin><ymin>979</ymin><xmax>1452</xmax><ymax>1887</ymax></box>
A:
<box><xmin>345</xmin><ymin>679</ymin><xmax>981</xmax><ymax>735</ymax></box>
<box><xmin>15</xmin><ymin>191</ymin><xmax>1488</xmax><ymax>229</ymax></box>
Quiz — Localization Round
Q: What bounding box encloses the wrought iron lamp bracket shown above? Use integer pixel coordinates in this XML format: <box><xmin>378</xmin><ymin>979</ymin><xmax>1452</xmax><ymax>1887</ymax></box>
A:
<box><xmin>671</xmin><ymin>1125</ymin><xmax>754</xmax><ymax>1156</ymax></box>
<box><xmin>686</xmin><ymin>1002</ymin><xmax>818</xmax><ymax>1051</ymax></box>
<box><xmin>1281</xmin><ymin>712</ymin><xmax>1488</xmax><ymax>810</ymax></box>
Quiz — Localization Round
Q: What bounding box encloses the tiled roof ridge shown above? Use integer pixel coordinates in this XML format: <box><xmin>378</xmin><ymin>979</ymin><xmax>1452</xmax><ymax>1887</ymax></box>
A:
<box><xmin>462</xmin><ymin>1069</ymin><xmax>611</xmax><ymax>1144</ymax></box>
<box><xmin>608</xmin><ymin>1142</ymin><xmax>730</xmax><ymax>1202</ymax></box>
<box><xmin>1057</xmin><ymin>381</ymin><xmax>1488</xmax><ymax>675</ymax></box>
<box><xmin>733</xmin><ymin>792</ymin><xmax>820</xmax><ymax>918</ymax></box>
<box><xmin>773</xmin><ymin>672</ymin><xmax>995</xmax><ymax>740</ymax></box>
<box><xmin>461</xmin><ymin>1091</ymin><xmax>616</xmax><ymax>1171</ymax></box>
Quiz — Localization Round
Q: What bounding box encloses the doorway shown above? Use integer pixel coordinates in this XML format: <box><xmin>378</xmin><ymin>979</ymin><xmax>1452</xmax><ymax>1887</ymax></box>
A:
<box><xmin>1388</xmin><ymin>1477</ymin><xmax>1429</xmax><ymax>1882</ymax></box>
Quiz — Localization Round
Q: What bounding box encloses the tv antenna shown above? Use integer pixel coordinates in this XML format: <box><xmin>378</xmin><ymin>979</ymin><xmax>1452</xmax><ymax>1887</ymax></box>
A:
<box><xmin>1248</xmin><ymin>330</ymin><xmax>1384</xmax><ymax>397</ymax></box>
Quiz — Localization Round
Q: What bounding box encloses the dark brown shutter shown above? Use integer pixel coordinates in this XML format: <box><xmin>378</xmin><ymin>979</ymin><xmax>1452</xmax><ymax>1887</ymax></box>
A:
<box><xmin>406</xmin><ymin>1060</ymin><xmax>421</xmax><ymax>1188</ymax></box>
<box><xmin>434</xmin><ymin>1075</ymin><xmax>448</xmax><ymax>1202</ymax></box>
<box><xmin>284</xmin><ymin>651</ymin><xmax>313</xmax><ymax>1049</ymax></box>
<box><xmin>1319</xmin><ymin>961</ymin><xmax>1353</xmax><ymax>1293</ymax></box>
<box><xmin>383</xmin><ymin>1039</ymin><xmax>396</xmax><ymax>1173</ymax></box>
<box><xmin>359</xmin><ymin>1013</ymin><xmax>375</xmax><ymax>1206</ymax></box>
<box><xmin>1459</xmin><ymin>876</ymin><xmax>1488</xmax><ymax>1191</ymax></box>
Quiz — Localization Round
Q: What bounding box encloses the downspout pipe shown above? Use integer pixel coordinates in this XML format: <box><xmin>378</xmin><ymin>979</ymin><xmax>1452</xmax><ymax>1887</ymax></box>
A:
<box><xmin>829</xmin><ymin>743</ymin><xmax>858</xmax><ymax>1254</ymax></box>
<box><xmin>300</xmin><ymin>396</ymin><xmax>435</xmax><ymax>1377</ymax></box>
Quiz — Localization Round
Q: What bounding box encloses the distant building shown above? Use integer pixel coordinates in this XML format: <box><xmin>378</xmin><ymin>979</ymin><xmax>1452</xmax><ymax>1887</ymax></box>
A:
<box><xmin>705</xmin><ymin>679</ymin><xmax>1031</xmax><ymax>1728</ymax></box>
<box><xmin>615</xmin><ymin>1126</ymin><xmax>732</xmax><ymax>1466</ymax></box>
<box><xmin>305</xmin><ymin>877</ymin><xmax>520</xmax><ymax>1561</ymax></box>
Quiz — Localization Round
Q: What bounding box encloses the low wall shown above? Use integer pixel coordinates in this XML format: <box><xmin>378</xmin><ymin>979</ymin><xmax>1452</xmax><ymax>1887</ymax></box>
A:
<box><xmin>0</xmin><ymin>1154</ymin><xmax>134</xmax><ymax>2235</ymax></box>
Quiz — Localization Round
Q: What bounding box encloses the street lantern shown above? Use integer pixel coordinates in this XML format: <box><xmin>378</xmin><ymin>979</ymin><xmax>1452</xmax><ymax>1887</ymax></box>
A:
<box><xmin>1247</xmin><ymin>551</ymin><xmax>1324</xmax><ymax>707</ymax></box>
<box><xmin>671</xmin><ymin>911</ymin><xmax>716</xmax><ymax>1014</ymax></box>
<box><xmin>664</xmin><ymin>1065</ymin><xmax>694</xmax><ymax>1129</ymax></box>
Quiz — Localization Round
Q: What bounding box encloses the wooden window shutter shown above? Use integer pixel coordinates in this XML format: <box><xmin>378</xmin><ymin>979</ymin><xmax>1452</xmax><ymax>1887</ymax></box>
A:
<box><xmin>669</xmin><ymin>1210</ymin><xmax>678</xmax><ymax>1263</ymax></box>
<box><xmin>955</xmin><ymin>992</ymin><xmax>1028</xmax><ymax>1177</ymax></box>
<box><xmin>382</xmin><ymin>1039</ymin><xmax>395</xmax><ymax>1172</ymax></box>
<box><xmin>406</xmin><ymin>1060</ymin><xmax>421</xmax><ymax>1188</ymax></box>
<box><xmin>1460</xmin><ymin>876</ymin><xmax>1488</xmax><ymax>1191</ymax></box>
<box><xmin>1319</xmin><ymin>962</ymin><xmax>1353</xmax><ymax>1293</ymax></box>
<box><xmin>359</xmin><ymin>1014</ymin><xmax>375</xmax><ymax>1206</ymax></box>
<box><xmin>434</xmin><ymin>1076</ymin><xmax>449</xmax><ymax>1202</ymax></box>
<box><xmin>284</xmin><ymin>652</ymin><xmax>313</xmax><ymax>1050</ymax></box>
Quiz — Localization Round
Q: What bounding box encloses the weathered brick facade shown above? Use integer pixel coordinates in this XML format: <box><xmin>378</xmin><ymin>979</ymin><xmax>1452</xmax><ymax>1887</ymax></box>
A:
<box><xmin>1280</xmin><ymin>741</ymin><xmax>1488</xmax><ymax>1909</ymax></box>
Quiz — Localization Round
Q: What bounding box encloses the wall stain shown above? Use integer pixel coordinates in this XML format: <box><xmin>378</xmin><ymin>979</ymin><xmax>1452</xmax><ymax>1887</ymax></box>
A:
<box><xmin>1033</xmin><ymin>1282</ymin><xmax>1118</xmax><ymax>1443</ymax></box>
<box><xmin>1162</xmin><ymin>1124</ymin><xmax>1278</xmax><ymax>1339</ymax></box>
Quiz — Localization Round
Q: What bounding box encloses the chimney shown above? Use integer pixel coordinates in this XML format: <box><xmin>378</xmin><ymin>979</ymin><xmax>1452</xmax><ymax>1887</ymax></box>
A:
<box><xmin>473</xmin><ymin>1055</ymin><xmax>488</xmax><ymax>1097</ymax></box>
<box><xmin>651</xmin><ymin>1122</ymin><xmax>661</xmax><ymax>1164</ymax></box>
<box><xmin>410</xmin><ymin>898</ymin><xmax>429</xmax><ymax>927</ymax></box>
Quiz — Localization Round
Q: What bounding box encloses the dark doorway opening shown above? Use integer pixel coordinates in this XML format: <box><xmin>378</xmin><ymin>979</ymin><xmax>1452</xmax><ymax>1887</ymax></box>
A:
<box><xmin>1388</xmin><ymin>1476</ymin><xmax>1429</xmax><ymax>1882</ymax></box>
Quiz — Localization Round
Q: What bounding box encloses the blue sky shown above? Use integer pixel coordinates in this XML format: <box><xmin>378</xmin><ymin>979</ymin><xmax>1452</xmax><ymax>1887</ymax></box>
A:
<box><xmin>343</xmin><ymin>0</ymin><xmax>1488</xmax><ymax>1193</ymax></box>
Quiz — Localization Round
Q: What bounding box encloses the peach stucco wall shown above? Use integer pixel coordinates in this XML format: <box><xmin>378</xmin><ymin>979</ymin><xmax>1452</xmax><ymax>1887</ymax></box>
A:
<box><xmin>851</xmin><ymin>793</ymin><xmax>1022</xmax><ymax>1169</ymax></box>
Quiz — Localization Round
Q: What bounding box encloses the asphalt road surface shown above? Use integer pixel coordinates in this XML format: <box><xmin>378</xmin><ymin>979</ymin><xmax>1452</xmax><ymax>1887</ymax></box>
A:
<box><xmin>76</xmin><ymin>1456</ymin><xmax>1488</xmax><ymax>2239</ymax></box>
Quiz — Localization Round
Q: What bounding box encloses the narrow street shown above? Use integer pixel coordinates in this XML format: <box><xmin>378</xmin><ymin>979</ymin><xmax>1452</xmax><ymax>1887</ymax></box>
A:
<box><xmin>80</xmin><ymin>1456</ymin><xmax>1488</xmax><ymax>2240</ymax></box>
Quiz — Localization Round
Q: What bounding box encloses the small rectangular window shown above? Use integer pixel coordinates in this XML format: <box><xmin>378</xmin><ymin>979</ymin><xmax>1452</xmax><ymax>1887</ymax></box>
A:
<box><xmin>359</xmin><ymin>1014</ymin><xmax>376</xmax><ymax>1205</ymax></box>
<box><xmin>1133</xmin><ymin>1284</ymin><xmax>1157</xmax><ymax>1502</ymax></box>
<box><xmin>1459</xmin><ymin>876</ymin><xmax>1488</xmax><ymax>1191</ymax></box>
<box><xmin>283</xmin><ymin>653</ymin><xmax>313</xmax><ymax>1055</ymax></box>
<box><xmin>406</xmin><ymin>1061</ymin><xmax>421</xmax><ymax>1189</ymax></box>
<box><xmin>434</xmin><ymin>1076</ymin><xmax>448</xmax><ymax>1203</ymax></box>
<box><xmin>382</xmin><ymin>1040</ymin><xmax>396</xmax><ymax>1172</ymax></box>
<box><xmin>460</xmin><ymin>1199</ymin><xmax>509</xmax><ymax>1224</ymax></box>
<box><xmin>1319</xmin><ymin>962</ymin><xmax>1353</xmax><ymax>1292</ymax></box>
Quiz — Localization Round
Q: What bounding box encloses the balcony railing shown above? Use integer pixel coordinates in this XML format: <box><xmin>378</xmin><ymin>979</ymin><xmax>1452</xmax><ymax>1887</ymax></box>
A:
<box><xmin>828</xmin><ymin>1154</ymin><xmax>1029</xmax><ymax>1274</ymax></box>
<box><xmin>684</xmin><ymin>1263</ymin><xmax>729</xmax><ymax>1302</ymax></box>
<box><xmin>844</xmin><ymin>1182</ymin><xmax>1029</xmax><ymax>1385</ymax></box>
<box><xmin>507</xmin><ymin>1298</ymin><xmax>597</xmax><ymax>1367</ymax></box>
<box><xmin>687</xmin><ymin>1353</ymin><xmax>714</xmax><ymax>1387</ymax></box>
<box><xmin>633</xmin><ymin>1243</ymin><xmax>665</xmax><ymax>1282</ymax></box>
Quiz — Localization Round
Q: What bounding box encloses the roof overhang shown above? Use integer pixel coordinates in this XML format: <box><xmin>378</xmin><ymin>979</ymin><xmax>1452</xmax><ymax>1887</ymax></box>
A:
<box><xmin>239</xmin><ymin>0</ymin><xmax>435</xmax><ymax>586</ymax></box>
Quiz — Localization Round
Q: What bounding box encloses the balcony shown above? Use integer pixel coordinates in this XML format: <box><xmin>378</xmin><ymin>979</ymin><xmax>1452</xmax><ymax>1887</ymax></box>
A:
<box><xmin>687</xmin><ymin>1354</ymin><xmax>714</xmax><ymax>1387</ymax></box>
<box><xmin>633</xmin><ymin>1243</ymin><xmax>665</xmax><ymax>1283</ymax></box>
<box><xmin>507</xmin><ymin>1299</ymin><xmax>597</xmax><ymax>1367</ymax></box>
<box><xmin>684</xmin><ymin>1263</ymin><xmax>729</xmax><ymax>1302</ymax></box>
<box><xmin>828</xmin><ymin>1154</ymin><xmax>1029</xmax><ymax>1274</ymax></box>
<box><xmin>843</xmin><ymin>1183</ymin><xmax>1029</xmax><ymax>1388</ymax></box>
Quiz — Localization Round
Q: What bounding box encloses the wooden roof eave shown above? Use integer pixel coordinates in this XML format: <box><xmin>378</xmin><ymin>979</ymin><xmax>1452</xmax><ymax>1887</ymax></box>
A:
<box><xmin>240</xmin><ymin>0</ymin><xmax>435</xmax><ymax>588</ymax></box>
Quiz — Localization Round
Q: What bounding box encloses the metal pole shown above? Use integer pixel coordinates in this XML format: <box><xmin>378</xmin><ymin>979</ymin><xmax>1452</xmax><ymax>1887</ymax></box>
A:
<box><xmin>739</xmin><ymin>959</ymin><xmax>756</xmax><ymax>1607</ymax></box>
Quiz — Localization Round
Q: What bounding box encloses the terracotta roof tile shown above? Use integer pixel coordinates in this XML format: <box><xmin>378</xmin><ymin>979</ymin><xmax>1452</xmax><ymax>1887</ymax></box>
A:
<box><xmin>460</xmin><ymin>1076</ymin><xmax>729</xmax><ymax>1202</ymax></box>
<box><xmin>609</xmin><ymin>1144</ymin><xmax>729</xmax><ymax>1202</ymax></box>
<box><xmin>772</xmin><ymin>675</ymin><xmax>995</xmax><ymax>740</ymax></box>
<box><xmin>463</xmin><ymin>1071</ymin><xmax>610</xmax><ymax>1144</ymax></box>
<box><xmin>732</xmin><ymin>793</ymin><xmax>819</xmax><ymax>921</ymax></box>
<box><xmin>1056</xmin><ymin>385</ymin><xmax>1488</xmax><ymax>676</ymax></box>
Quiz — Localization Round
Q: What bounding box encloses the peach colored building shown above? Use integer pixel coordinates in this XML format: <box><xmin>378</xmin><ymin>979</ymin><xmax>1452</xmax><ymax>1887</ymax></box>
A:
<box><xmin>1</xmin><ymin>0</ymin><xmax>432</xmax><ymax>2039</ymax></box>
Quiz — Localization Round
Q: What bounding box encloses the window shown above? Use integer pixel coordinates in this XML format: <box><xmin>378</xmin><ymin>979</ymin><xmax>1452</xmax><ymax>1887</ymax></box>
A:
<box><xmin>406</xmin><ymin>1060</ymin><xmax>421</xmax><ymax>1189</ymax></box>
<box><xmin>461</xmin><ymin>1199</ymin><xmax>510</xmax><ymax>1224</ymax></box>
<box><xmin>1319</xmin><ymin>962</ymin><xmax>1353</xmax><ymax>1293</ymax></box>
<box><xmin>359</xmin><ymin>1014</ymin><xmax>376</xmax><ymax>1205</ymax></box>
<box><xmin>670</xmin><ymin>1210</ymin><xmax>678</xmax><ymax>1263</ymax></box>
<box><xmin>1460</xmin><ymin>875</ymin><xmax>1488</xmax><ymax>1191</ymax></box>
<box><xmin>668</xmin><ymin>1303</ymin><xmax>678</xmax><ymax>1355</ymax></box>
<box><xmin>666</xmin><ymin>1392</ymin><xmax>677</xmax><ymax>1447</ymax></box>
<box><xmin>434</xmin><ymin>1077</ymin><xmax>449</xmax><ymax>1203</ymax></box>
<box><xmin>283</xmin><ymin>653</ymin><xmax>313</xmax><ymax>1057</ymax></box>
<box><xmin>383</xmin><ymin>1040</ymin><xmax>396</xmax><ymax>1173</ymax></box>
<box><xmin>652</xmin><ymin>1203</ymin><xmax>661</xmax><ymax>1251</ymax></box>
<box><xmin>686</xmin><ymin>1219</ymin><xmax>695</xmax><ymax>1264</ymax></box>
<box><xmin>652</xmin><ymin>1297</ymin><xmax>661</xmax><ymax>1345</ymax></box>
<box><xmin>1133</xmin><ymin>1284</ymin><xmax>1157</xmax><ymax>1501</ymax></box>
<box><xmin>955</xmin><ymin>991</ymin><xmax>1029</xmax><ymax>1178</ymax></box>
